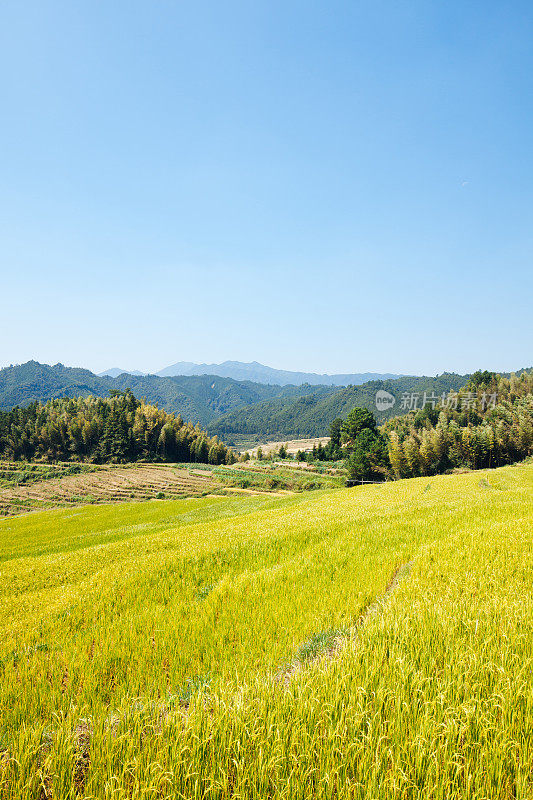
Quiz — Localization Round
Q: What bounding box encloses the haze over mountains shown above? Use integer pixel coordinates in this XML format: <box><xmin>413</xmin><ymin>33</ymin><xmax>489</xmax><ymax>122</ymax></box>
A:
<box><xmin>98</xmin><ymin>368</ymin><xmax>145</xmax><ymax>378</ymax></box>
<box><xmin>99</xmin><ymin>361</ymin><xmax>403</xmax><ymax>386</ymax></box>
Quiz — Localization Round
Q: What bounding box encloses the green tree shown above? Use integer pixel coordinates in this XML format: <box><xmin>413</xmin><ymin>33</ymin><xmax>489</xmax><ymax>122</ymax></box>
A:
<box><xmin>328</xmin><ymin>417</ymin><xmax>343</xmax><ymax>448</ymax></box>
<box><xmin>346</xmin><ymin>429</ymin><xmax>388</xmax><ymax>481</ymax></box>
<box><xmin>467</xmin><ymin>370</ymin><xmax>497</xmax><ymax>390</ymax></box>
<box><xmin>341</xmin><ymin>408</ymin><xmax>377</xmax><ymax>446</ymax></box>
<box><xmin>316</xmin><ymin>442</ymin><xmax>326</xmax><ymax>460</ymax></box>
<box><xmin>387</xmin><ymin>431</ymin><xmax>406</xmax><ymax>479</ymax></box>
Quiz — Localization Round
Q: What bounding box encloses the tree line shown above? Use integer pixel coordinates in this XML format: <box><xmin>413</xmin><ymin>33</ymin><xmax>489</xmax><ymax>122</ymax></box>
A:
<box><xmin>383</xmin><ymin>371</ymin><xmax>533</xmax><ymax>479</ymax></box>
<box><xmin>2</xmin><ymin>371</ymin><xmax>532</xmax><ymax>479</ymax></box>
<box><xmin>264</xmin><ymin>371</ymin><xmax>533</xmax><ymax>482</ymax></box>
<box><xmin>0</xmin><ymin>390</ymin><xmax>236</xmax><ymax>464</ymax></box>
<box><xmin>325</xmin><ymin>371</ymin><xmax>533</xmax><ymax>480</ymax></box>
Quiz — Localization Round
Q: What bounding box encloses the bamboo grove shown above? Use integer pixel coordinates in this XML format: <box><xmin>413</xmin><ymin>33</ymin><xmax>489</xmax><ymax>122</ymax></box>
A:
<box><xmin>0</xmin><ymin>390</ymin><xmax>236</xmax><ymax>465</ymax></box>
<box><xmin>383</xmin><ymin>370</ymin><xmax>533</xmax><ymax>478</ymax></box>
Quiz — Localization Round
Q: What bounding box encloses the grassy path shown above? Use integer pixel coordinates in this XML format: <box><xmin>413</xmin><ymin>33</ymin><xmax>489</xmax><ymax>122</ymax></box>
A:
<box><xmin>278</xmin><ymin>560</ymin><xmax>414</xmax><ymax>686</ymax></box>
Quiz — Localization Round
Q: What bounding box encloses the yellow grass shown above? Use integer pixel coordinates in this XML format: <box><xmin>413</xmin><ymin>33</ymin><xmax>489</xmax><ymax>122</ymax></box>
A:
<box><xmin>0</xmin><ymin>463</ymin><xmax>531</xmax><ymax>798</ymax></box>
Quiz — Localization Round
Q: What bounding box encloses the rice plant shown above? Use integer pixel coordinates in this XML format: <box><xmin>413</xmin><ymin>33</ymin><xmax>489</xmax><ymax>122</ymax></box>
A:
<box><xmin>0</xmin><ymin>463</ymin><xmax>531</xmax><ymax>798</ymax></box>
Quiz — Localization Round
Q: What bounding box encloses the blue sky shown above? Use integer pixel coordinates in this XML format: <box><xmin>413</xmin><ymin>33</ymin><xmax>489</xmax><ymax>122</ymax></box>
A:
<box><xmin>1</xmin><ymin>0</ymin><xmax>532</xmax><ymax>376</ymax></box>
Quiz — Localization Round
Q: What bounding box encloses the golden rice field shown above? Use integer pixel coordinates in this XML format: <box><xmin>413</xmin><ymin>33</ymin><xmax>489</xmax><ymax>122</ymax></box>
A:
<box><xmin>0</xmin><ymin>463</ymin><xmax>532</xmax><ymax>798</ymax></box>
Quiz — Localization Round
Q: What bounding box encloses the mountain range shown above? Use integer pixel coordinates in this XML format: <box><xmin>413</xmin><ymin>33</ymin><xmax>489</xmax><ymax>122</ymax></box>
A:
<box><xmin>4</xmin><ymin>361</ymin><xmax>528</xmax><ymax>443</ymax></box>
<box><xmin>99</xmin><ymin>360</ymin><xmax>403</xmax><ymax>386</ymax></box>
<box><xmin>0</xmin><ymin>361</ymin><xmax>335</xmax><ymax>427</ymax></box>
<box><xmin>98</xmin><ymin>368</ymin><xmax>146</xmax><ymax>378</ymax></box>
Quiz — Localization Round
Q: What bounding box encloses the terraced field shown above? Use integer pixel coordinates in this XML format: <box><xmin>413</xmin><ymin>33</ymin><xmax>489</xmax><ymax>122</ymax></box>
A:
<box><xmin>0</xmin><ymin>460</ymin><xmax>343</xmax><ymax>517</ymax></box>
<box><xmin>0</xmin><ymin>463</ymin><xmax>531</xmax><ymax>798</ymax></box>
<box><xmin>0</xmin><ymin>463</ymin><xmax>219</xmax><ymax>517</ymax></box>
<box><xmin>213</xmin><ymin>462</ymin><xmax>342</xmax><ymax>491</ymax></box>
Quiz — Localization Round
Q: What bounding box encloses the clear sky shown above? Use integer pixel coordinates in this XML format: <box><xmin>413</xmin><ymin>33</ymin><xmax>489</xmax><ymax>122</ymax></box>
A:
<box><xmin>1</xmin><ymin>0</ymin><xmax>532</xmax><ymax>376</ymax></box>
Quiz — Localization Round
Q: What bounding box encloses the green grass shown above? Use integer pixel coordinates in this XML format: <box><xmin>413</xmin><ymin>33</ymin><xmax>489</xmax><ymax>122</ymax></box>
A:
<box><xmin>0</xmin><ymin>463</ymin><xmax>531</xmax><ymax>798</ymax></box>
<box><xmin>189</xmin><ymin>461</ymin><xmax>344</xmax><ymax>492</ymax></box>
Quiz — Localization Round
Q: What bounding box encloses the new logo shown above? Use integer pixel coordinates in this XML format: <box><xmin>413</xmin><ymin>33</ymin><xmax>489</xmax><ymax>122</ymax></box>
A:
<box><xmin>375</xmin><ymin>390</ymin><xmax>396</xmax><ymax>412</ymax></box>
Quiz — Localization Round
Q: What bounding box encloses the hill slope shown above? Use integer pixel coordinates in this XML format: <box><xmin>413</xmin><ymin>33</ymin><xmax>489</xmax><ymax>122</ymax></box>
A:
<box><xmin>208</xmin><ymin>373</ymin><xmax>469</xmax><ymax>439</ymax></box>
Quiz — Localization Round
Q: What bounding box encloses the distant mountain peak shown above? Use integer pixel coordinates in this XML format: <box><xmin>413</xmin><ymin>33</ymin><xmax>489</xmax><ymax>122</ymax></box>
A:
<box><xmin>156</xmin><ymin>360</ymin><xmax>404</xmax><ymax>386</ymax></box>
<box><xmin>98</xmin><ymin>368</ymin><xmax>146</xmax><ymax>378</ymax></box>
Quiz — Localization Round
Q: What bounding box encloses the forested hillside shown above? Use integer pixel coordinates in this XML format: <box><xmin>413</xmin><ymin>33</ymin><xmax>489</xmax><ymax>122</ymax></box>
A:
<box><xmin>384</xmin><ymin>370</ymin><xmax>533</xmax><ymax>478</ymax></box>
<box><xmin>0</xmin><ymin>390</ymin><xmax>234</xmax><ymax>464</ymax></box>
<box><xmin>208</xmin><ymin>373</ymin><xmax>469</xmax><ymax>440</ymax></box>
<box><xmin>325</xmin><ymin>370</ymin><xmax>533</xmax><ymax>482</ymax></box>
<box><xmin>0</xmin><ymin>362</ymin><xmax>334</xmax><ymax>425</ymax></box>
